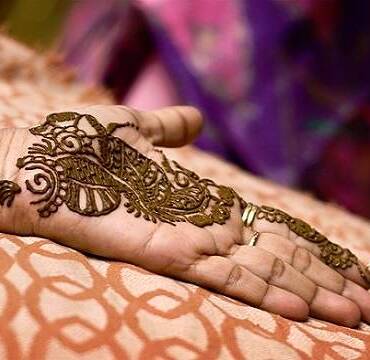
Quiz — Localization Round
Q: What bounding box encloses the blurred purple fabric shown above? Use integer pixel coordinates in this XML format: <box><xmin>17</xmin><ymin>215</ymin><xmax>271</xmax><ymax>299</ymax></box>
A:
<box><xmin>61</xmin><ymin>0</ymin><xmax>370</xmax><ymax>218</ymax></box>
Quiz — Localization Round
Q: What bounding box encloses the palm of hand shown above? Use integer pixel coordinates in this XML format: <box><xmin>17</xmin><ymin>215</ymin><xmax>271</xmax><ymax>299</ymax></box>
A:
<box><xmin>1</xmin><ymin>105</ymin><xmax>370</xmax><ymax>327</ymax></box>
<box><xmin>14</xmin><ymin>109</ymin><xmax>242</xmax><ymax>269</ymax></box>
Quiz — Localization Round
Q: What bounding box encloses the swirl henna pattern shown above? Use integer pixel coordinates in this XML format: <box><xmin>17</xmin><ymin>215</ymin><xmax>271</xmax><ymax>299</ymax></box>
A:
<box><xmin>15</xmin><ymin>112</ymin><xmax>240</xmax><ymax>226</ymax></box>
<box><xmin>0</xmin><ymin>180</ymin><xmax>21</xmax><ymax>207</ymax></box>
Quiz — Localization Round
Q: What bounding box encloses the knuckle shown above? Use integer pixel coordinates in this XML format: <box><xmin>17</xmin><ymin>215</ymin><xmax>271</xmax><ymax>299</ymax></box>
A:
<box><xmin>292</xmin><ymin>246</ymin><xmax>312</xmax><ymax>273</ymax></box>
<box><xmin>307</xmin><ymin>285</ymin><xmax>319</xmax><ymax>305</ymax></box>
<box><xmin>223</xmin><ymin>265</ymin><xmax>243</xmax><ymax>289</ymax></box>
<box><xmin>116</xmin><ymin>106</ymin><xmax>141</xmax><ymax>125</ymax></box>
<box><xmin>268</xmin><ymin>258</ymin><xmax>286</xmax><ymax>283</ymax></box>
<box><xmin>337</xmin><ymin>277</ymin><xmax>346</xmax><ymax>295</ymax></box>
<box><xmin>259</xmin><ymin>284</ymin><xmax>272</xmax><ymax>307</ymax></box>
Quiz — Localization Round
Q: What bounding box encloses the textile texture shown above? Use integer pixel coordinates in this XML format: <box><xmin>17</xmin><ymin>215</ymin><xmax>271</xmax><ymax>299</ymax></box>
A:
<box><xmin>0</xmin><ymin>34</ymin><xmax>370</xmax><ymax>359</ymax></box>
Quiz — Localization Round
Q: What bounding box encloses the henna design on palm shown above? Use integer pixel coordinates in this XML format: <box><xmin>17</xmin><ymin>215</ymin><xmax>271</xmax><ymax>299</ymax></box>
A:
<box><xmin>0</xmin><ymin>180</ymin><xmax>21</xmax><ymax>207</ymax></box>
<box><xmin>16</xmin><ymin>112</ymin><xmax>238</xmax><ymax>226</ymax></box>
<box><xmin>4</xmin><ymin>111</ymin><xmax>368</xmax><ymax>286</ymax></box>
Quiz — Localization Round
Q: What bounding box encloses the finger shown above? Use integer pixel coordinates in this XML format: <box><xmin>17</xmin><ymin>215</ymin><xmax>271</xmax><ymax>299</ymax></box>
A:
<box><xmin>141</xmin><ymin>106</ymin><xmax>203</xmax><ymax>147</ymax></box>
<box><xmin>292</xmin><ymin>232</ymin><xmax>370</xmax><ymax>290</ymax></box>
<box><xmin>228</xmin><ymin>243</ymin><xmax>317</xmax><ymax>304</ymax></box>
<box><xmin>310</xmin><ymin>287</ymin><xmax>361</xmax><ymax>328</ymax></box>
<box><xmin>183</xmin><ymin>255</ymin><xmax>309</xmax><ymax>321</ymax></box>
<box><xmin>250</xmin><ymin>231</ymin><xmax>370</xmax><ymax>323</ymax></box>
<box><xmin>59</xmin><ymin>105</ymin><xmax>204</xmax><ymax>147</ymax></box>
<box><xmin>341</xmin><ymin>279</ymin><xmax>370</xmax><ymax>323</ymax></box>
<box><xmin>250</xmin><ymin>214</ymin><xmax>370</xmax><ymax>288</ymax></box>
<box><xmin>116</xmin><ymin>105</ymin><xmax>204</xmax><ymax>146</ymax></box>
<box><xmin>249</xmin><ymin>231</ymin><xmax>345</xmax><ymax>293</ymax></box>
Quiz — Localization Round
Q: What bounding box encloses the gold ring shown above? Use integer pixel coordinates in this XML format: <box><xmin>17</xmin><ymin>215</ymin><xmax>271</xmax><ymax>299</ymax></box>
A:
<box><xmin>241</xmin><ymin>201</ymin><xmax>370</xmax><ymax>285</ymax></box>
<box><xmin>242</xmin><ymin>202</ymin><xmax>259</xmax><ymax>228</ymax></box>
<box><xmin>247</xmin><ymin>231</ymin><xmax>260</xmax><ymax>247</ymax></box>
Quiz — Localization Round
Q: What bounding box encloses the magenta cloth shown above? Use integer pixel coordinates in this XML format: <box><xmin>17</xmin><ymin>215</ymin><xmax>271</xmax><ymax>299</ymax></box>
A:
<box><xmin>61</xmin><ymin>0</ymin><xmax>370</xmax><ymax>218</ymax></box>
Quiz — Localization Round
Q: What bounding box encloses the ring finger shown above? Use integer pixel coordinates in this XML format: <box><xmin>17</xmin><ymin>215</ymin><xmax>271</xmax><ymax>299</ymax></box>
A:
<box><xmin>245</xmin><ymin>204</ymin><xmax>370</xmax><ymax>288</ymax></box>
<box><xmin>246</xmin><ymin>229</ymin><xmax>370</xmax><ymax>323</ymax></box>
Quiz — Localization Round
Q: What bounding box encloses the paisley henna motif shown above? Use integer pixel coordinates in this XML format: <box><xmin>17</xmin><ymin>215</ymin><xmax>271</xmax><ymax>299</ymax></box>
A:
<box><xmin>243</xmin><ymin>203</ymin><xmax>370</xmax><ymax>283</ymax></box>
<box><xmin>0</xmin><ymin>180</ymin><xmax>21</xmax><ymax>207</ymax></box>
<box><xmin>16</xmin><ymin>112</ymin><xmax>237</xmax><ymax>226</ymax></box>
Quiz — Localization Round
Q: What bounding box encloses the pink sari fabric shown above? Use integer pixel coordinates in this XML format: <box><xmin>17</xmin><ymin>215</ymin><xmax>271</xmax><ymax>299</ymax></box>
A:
<box><xmin>61</xmin><ymin>0</ymin><xmax>370</xmax><ymax>218</ymax></box>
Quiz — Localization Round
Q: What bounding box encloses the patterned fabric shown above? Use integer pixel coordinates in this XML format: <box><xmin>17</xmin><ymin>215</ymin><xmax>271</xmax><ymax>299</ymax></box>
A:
<box><xmin>61</xmin><ymin>0</ymin><xmax>370</xmax><ymax>218</ymax></box>
<box><xmin>1</xmin><ymin>34</ymin><xmax>370</xmax><ymax>359</ymax></box>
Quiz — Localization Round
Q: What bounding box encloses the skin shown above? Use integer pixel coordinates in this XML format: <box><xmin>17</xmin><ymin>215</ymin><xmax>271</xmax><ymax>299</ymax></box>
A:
<box><xmin>0</xmin><ymin>105</ymin><xmax>369</xmax><ymax>327</ymax></box>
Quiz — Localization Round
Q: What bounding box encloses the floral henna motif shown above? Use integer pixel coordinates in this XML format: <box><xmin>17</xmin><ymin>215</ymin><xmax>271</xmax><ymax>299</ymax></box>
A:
<box><xmin>0</xmin><ymin>180</ymin><xmax>21</xmax><ymax>207</ymax></box>
<box><xmin>252</xmin><ymin>205</ymin><xmax>369</xmax><ymax>283</ymax></box>
<box><xmin>15</xmin><ymin>112</ymin><xmax>238</xmax><ymax>226</ymax></box>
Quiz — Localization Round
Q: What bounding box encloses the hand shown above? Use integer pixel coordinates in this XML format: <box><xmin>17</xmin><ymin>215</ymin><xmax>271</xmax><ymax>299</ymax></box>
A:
<box><xmin>0</xmin><ymin>105</ymin><xmax>369</xmax><ymax>327</ymax></box>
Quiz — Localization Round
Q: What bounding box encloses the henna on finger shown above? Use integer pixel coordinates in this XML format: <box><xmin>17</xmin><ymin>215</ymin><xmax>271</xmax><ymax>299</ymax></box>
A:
<box><xmin>242</xmin><ymin>202</ymin><xmax>370</xmax><ymax>285</ymax></box>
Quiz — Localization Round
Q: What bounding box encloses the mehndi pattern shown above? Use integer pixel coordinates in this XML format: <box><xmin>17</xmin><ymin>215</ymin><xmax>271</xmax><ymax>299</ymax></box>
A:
<box><xmin>243</xmin><ymin>203</ymin><xmax>369</xmax><ymax>283</ymax></box>
<box><xmin>0</xmin><ymin>180</ymin><xmax>21</xmax><ymax>207</ymax></box>
<box><xmin>15</xmin><ymin>112</ymin><xmax>237</xmax><ymax>226</ymax></box>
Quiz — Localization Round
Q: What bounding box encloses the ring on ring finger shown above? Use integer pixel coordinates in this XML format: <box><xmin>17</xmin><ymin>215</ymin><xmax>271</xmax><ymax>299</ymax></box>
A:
<box><xmin>246</xmin><ymin>231</ymin><xmax>260</xmax><ymax>247</ymax></box>
<box><xmin>241</xmin><ymin>202</ymin><xmax>370</xmax><ymax>285</ymax></box>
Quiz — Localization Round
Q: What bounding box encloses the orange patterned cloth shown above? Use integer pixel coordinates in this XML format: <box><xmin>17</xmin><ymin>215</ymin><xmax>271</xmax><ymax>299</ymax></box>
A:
<box><xmin>0</xmin><ymin>34</ymin><xmax>369</xmax><ymax>359</ymax></box>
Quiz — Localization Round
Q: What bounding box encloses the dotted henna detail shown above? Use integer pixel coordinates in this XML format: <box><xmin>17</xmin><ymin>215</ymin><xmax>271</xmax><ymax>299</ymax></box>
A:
<box><xmin>0</xmin><ymin>180</ymin><xmax>21</xmax><ymax>207</ymax></box>
<box><xmin>16</xmin><ymin>112</ymin><xmax>238</xmax><ymax>227</ymax></box>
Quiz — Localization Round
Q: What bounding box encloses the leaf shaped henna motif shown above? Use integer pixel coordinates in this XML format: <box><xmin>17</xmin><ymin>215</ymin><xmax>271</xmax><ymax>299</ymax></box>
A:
<box><xmin>16</xmin><ymin>112</ymin><xmax>238</xmax><ymax>226</ymax></box>
<box><xmin>56</xmin><ymin>156</ymin><xmax>122</xmax><ymax>216</ymax></box>
<box><xmin>0</xmin><ymin>180</ymin><xmax>21</xmax><ymax>207</ymax></box>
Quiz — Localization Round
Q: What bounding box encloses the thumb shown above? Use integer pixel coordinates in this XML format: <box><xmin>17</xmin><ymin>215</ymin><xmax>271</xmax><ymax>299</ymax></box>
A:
<box><xmin>132</xmin><ymin>106</ymin><xmax>204</xmax><ymax>147</ymax></box>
